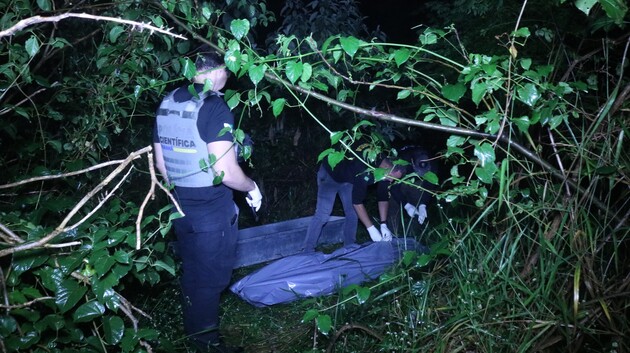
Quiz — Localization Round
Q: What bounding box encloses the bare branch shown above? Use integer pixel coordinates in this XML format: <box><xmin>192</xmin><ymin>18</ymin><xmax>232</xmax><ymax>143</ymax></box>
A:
<box><xmin>0</xmin><ymin>13</ymin><xmax>187</xmax><ymax>40</ymax></box>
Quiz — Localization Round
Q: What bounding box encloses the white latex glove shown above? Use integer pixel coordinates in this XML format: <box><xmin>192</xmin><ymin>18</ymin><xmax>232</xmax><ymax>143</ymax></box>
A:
<box><xmin>366</xmin><ymin>225</ymin><xmax>382</xmax><ymax>242</ymax></box>
<box><xmin>380</xmin><ymin>224</ymin><xmax>392</xmax><ymax>241</ymax></box>
<box><xmin>246</xmin><ymin>182</ymin><xmax>262</xmax><ymax>211</ymax></box>
<box><xmin>416</xmin><ymin>204</ymin><xmax>427</xmax><ymax>224</ymax></box>
<box><xmin>404</xmin><ymin>203</ymin><xmax>417</xmax><ymax>218</ymax></box>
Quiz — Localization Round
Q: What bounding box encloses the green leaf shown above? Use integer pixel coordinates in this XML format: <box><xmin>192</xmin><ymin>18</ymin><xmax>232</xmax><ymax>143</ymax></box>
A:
<box><xmin>441</xmin><ymin>83</ymin><xmax>466</xmax><ymax>103</ymax></box>
<box><xmin>301</xmin><ymin>62</ymin><xmax>313</xmax><ymax>82</ymax></box>
<box><xmin>355</xmin><ymin>286</ymin><xmax>371</xmax><ymax>304</ymax></box>
<box><xmin>339</xmin><ymin>36</ymin><xmax>360</xmax><ymax>57</ymax></box>
<box><xmin>25</xmin><ymin>36</ymin><xmax>40</xmax><ymax>57</ymax></box>
<box><xmin>224</xmin><ymin>44</ymin><xmax>242</xmax><ymax>74</ymax></box>
<box><xmin>474</xmin><ymin>142</ymin><xmax>496</xmax><ymax>167</ymax></box>
<box><xmin>272</xmin><ymin>98</ymin><xmax>286</xmax><ymax>117</ymax></box>
<box><xmin>327</xmin><ymin>151</ymin><xmax>345</xmax><ymax>169</ymax></box>
<box><xmin>373</xmin><ymin>168</ymin><xmax>388</xmax><ymax>182</ymax></box>
<box><xmin>471</xmin><ymin>81</ymin><xmax>488</xmax><ymax>105</ymax></box>
<box><xmin>316</xmin><ymin>314</ymin><xmax>332</xmax><ymax>335</ymax></box>
<box><xmin>36</xmin><ymin>0</ymin><xmax>52</xmax><ymax>11</ymax></box>
<box><xmin>153</xmin><ymin>260</ymin><xmax>176</xmax><ymax>276</ymax></box>
<box><xmin>56</xmin><ymin>279</ymin><xmax>88</xmax><ymax>313</ymax></box>
<box><xmin>511</xmin><ymin>27</ymin><xmax>531</xmax><ymax>38</ymax></box>
<box><xmin>301</xmin><ymin>309</ymin><xmax>319</xmax><ymax>323</ymax></box>
<box><xmin>511</xmin><ymin>115</ymin><xmax>531</xmax><ymax>133</ymax></box>
<box><xmin>0</xmin><ymin>315</ymin><xmax>17</xmax><ymax>336</ymax></box>
<box><xmin>599</xmin><ymin>0</ymin><xmax>628</xmax><ymax>24</ymax></box>
<box><xmin>103</xmin><ymin>316</ymin><xmax>125</xmax><ymax>345</ymax></box>
<box><xmin>230</xmin><ymin>19</ymin><xmax>250</xmax><ymax>40</ymax></box>
<box><xmin>393</xmin><ymin>48</ymin><xmax>410</xmax><ymax>66</ymax></box>
<box><xmin>423</xmin><ymin>171</ymin><xmax>439</xmax><ymax>185</ymax></box>
<box><xmin>419</xmin><ymin>29</ymin><xmax>438</xmax><ymax>45</ymax></box>
<box><xmin>517</xmin><ymin>83</ymin><xmax>541</xmax><ymax>106</ymax></box>
<box><xmin>575</xmin><ymin>0</ymin><xmax>599</xmax><ymax>14</ymax></box>
<box><xmin>248</xmin><ymin>64</ymin><xmax>266</xmax><ymax>85</ymax></box>
<box><xmin>73</xmin><ymin>300</ymin><xmax>105</xmax><ymax>323</ymax></box>
<box><xmin>397</xmin><ymin>89</ymin><xmax>411</xmax><ymax>100</ymax></box>
<box><xmin>180</xmin><ymin>57</ymin><xmax>196</xmax><ymax>80</ymax></box>
<box><xmin>285</xmin><ymin>61</ymin><xmax>303</xmax><ymax>84</ymax></box>
<box><xmin>416</xmin><ymin>254</ymin><xmax>432</xmax><ymax>267</ymax></box>
<box><xmin>330</xmin><ymin>131</ymin><xmax>344</xmax><ymax>145</ymax></box>
<box><xmin>109</xmin><ymin>26</ymin><xmax>125</xmax><ymax>43</ymax></box>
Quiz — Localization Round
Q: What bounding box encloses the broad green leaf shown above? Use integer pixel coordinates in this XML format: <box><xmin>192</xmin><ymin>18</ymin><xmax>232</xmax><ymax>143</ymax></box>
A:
<box><xmin>419</xmin><ymin>29</ymin><xmax>438</xmax><ymax>45</ymax></box>
<box><xmin>474</xmin><ymin>142</ymin><xmax>496</xmax><ymax>167</ymax></box>
<box><xmin>25</xmin><ymin>36</ymin><xmax>40</xmax><ymax>57</ymax></box>
<box><xmin>103</xmin><ymin>316</ymin><xmax>125</xmax><ymax>345</ymax></box>
<box><xmin>423</xmin><ymin>171</ymin><xmax>439</xmax><ymax>185</ymax></box>
<box><xmin>393</xmin><ymin>48</ymin><xmax>410</xmax><ymax>66</ymax></box>
<box><xmin>330</xmin><ymin>131</ymin><xmax>344</xmax><ymax>145</ymax></box>
<box><xmin>402</xmin><ymin>251</ymin><xmax>416</xmax><ymax>267</ymax></box>
<box><xmin>301</xmin><ymin>309</ymin><xmax>319</xmax><ymax>323</ymax></box>
<box><xmin>471</xmin><ymin>81</ymin><xmax>488</xmax><ymax>105</ymax></box>
<box><xmin>397</xmin><ymin>89</ymin><xmax>411</xmax><ymax>100</ymax></box>
<box><xmin>327</xmin><ymin>151</ymin><xmax>345</xmax><ymax>169</ymax></box>
<box><xmin>356</xmin><ymin>287</ymin><xmax>371</xmax><ymax>304</ymax></box>
<box><xmin>416</xmin><ymin>253</ymin><xmax>432</xmax><ymax>267</ymax></box>
<box><xmin>109</xmin><ymin>26</ymin><xmax>125</xmax><ymax>43</ymax></box>
<box><xmin>373</xmin><ymin>167</ymin><xmax>388</xmax><ymax>182</ymax></box>
<box><xmin>56</xmin><ymin>280</ymin><xmax>88</xmax><ymax>313</ymax></box>
<box><xmin>285</xmin><ymin>61</ymin><xmax>303</xmax><ymax>84</ymax></box>
<box><xmin>226</xmin><ymin>91</ymin><xmax>241</xmax><ymax>110</ymax></box>
<box><xmin>272</xmin><ymin>98</ymin><xmax>286</xmax><ymax>117</ymax></box>
<box><xmin>248</xmin><ymin>64</ymin><xmax>266</xmax><ymax>85</ymax></box>
<box><xmin>153</xmin><ymin>260</ymin><xmax>176</xmax><ymax>276</ymax></box>
<box><xmin>316</xmin><ymin>314</ymin><xmax>332</xmax><ymax>335</ymax></box>
<box><xmin>441</xmin><ymin>83</ymin><xmax>466</xmax><ymax>103</ymax></box>
<box><xmin>339</xmin><ymin>36</ymin><xmax>360</xmax><ymax>57</ymax></box>
<box><xmin>230</xmin><ymin>19</ymin><xmax>250</xmax><ymax>40</ymax></box>
<box><xmin>517</xmin><ymin>83</ymin><xmax>541</xmax><ymax>106</ymax></box>
<box><xmin>0</xmin><ymin>315</ymin><xmax>17</xmax><ymax>336</ymax></box>
<box><xmin>575</xmin><ymin>0</ymin><xmax>598</xmax><ymax>14</ymax></box>
<box><xmin>446</xmin><ymin>135</ymin><xmax>466</xmax><ymax>147</ymax></box>
<box><xmin>599</xmin><ymin>0</ymin><xmax>628</xmax><ymax>24</ymax></box>
<box><xmin>475</xmin><ymin>164</ymin><xmax>497</xmax><ymax>184</ymax></box>
<box><xmin>180</xmin><ymin>57</ymin><xmax>196</xmax><ymax>80</ymax></box>
<box><xmin>511</xmin><ymin>27</ymin><xmax>531</xmax><ymax>38</ymax></box>
<box><xmin>36</xmin><ymin>0</ymin><xmax>52</xmax><ymax>11</ymax></box>
<box><xmin>520</xmin><ymin>58</ymin><xmax>532</xmax><ymax>70</ymax></box>
<box><xmin>73</xmin><ymin>300</ymin><xmax>105</xmax><ymax>323</ymax></box>
<box><xmin>301</xmin><ymin>62</ymin><xmax>313</xmax><ymax>82</ymax></box>
<box><xmin>224</xmin><ymin>43</ymin><xmax>242</xmax><ymax>74</ymax></box>
<box><xmin>511</xmin><ymin>115</ymin><xmax>530</xmax><ymax>133</ymax></box>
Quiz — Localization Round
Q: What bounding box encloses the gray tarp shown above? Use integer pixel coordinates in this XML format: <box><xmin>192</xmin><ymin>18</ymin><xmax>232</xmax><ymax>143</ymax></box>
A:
<box><xmin>230</xmin><ymin>237</ymin><xmax>427</xmax><ymax>307</ymax></box>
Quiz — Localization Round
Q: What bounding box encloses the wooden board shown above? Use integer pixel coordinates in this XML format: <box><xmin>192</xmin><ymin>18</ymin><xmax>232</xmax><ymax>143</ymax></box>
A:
<box><xmin>234</xmin><ymin>216</ymin><xmax>345</xmax><ymax>268</ymax></box>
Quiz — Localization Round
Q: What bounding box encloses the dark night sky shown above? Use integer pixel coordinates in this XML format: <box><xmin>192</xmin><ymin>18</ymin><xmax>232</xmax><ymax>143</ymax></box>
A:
<box><xmin>359</xmin><ymin>1</ymin><xmax>427</xmax><ymax>43</ymax></box>
<box><xmin>264</xmin><ymin>0</ymin><xmax>427</xmax><ymax>44</ymax></box>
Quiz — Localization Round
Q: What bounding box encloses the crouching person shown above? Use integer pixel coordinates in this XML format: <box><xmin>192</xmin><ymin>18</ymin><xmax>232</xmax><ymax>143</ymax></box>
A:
<box><xmin>389</xmin><ymin>146</ymin><xmax>438</xmax><ymax>235</ymax></box>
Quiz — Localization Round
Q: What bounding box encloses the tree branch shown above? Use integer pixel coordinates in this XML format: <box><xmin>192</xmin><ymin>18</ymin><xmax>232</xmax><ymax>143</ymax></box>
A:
<box><xmin>0</xmin><ymin>13</ymin><xmax>187</xmax><ymax>39</ymax></box>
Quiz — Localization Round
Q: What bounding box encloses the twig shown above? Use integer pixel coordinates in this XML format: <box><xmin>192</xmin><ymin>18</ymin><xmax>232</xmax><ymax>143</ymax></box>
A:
<box><xmin>0</xmin><ymin>13</ymin><xmax>187</xmax><ymax>39</ymax></box>
<box><xmin>0</xmin><ymin>297</ymin><xmax>55</xmax><ymax>310</ymax></box>
<box><xmin>0</xmin><ymin>159</ymin><xmax>128</xmax><ymax>189</ymax></box>
<box><xmin>0</xmin><ymin>222</ymin><xmax>24</xmax><ymax>244</ymax></box>
<box><xmin>43</xmin><ymin>241</ymin><xmax>81</xmax><ymax>248</ymax></box>
<box><xmin>136</xmin><ymin>151</ymin><xmax>184</xmax><ymax>249</ymax></box>
<box><xmin>547</xmin><ymin>128</ymin><xmax>572</xmax><ymax>197</ymax></box>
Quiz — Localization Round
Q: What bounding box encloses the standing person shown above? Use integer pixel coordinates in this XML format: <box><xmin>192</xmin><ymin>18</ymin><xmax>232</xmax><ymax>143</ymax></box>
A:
<box><xmin>302</xmin><ymin>156</ymin><xmax>406</xmax><ymax>252</ymax></box>
<box><xmin>153</xmin><ymin>48</ymin><xmax>260</xmax><ymax>353</ymax></box>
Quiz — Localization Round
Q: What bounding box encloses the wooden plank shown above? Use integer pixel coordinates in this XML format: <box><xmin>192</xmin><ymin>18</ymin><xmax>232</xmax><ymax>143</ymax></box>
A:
<box><xmin>234</xmin><ymin>216</ymin><xmax>345</xmax><ymax>268</ymax></box>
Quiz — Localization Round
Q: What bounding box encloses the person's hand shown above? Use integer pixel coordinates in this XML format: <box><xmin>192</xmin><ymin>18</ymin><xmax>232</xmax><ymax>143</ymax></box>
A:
<box><xmin>380</xmin><ymin>224</ymin><xmax>392</xmax><ymax>241</ymax></box>
<box><xmin>246</xmin><ymin>182</ymin><xmax>262</xmax><ymax>211</ymax></box>
<box><xmin>366</xmin><ymin>225</ymin><xmax>382</xmax><ymax>242</ymax></box>
<box><xmin>416</xmin><ymin>204</ymin><xmax>427</xmax><ymax>224</ymax></box>
<box><xmin>404</xmin><ymin>203</ymin><xmax>417</xmax><ymax>218</ymax></box>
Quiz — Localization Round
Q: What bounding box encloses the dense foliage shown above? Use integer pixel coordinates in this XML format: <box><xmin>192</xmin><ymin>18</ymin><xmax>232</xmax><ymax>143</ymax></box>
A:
<box><xmin>0</xmin><ymin>0</ymin><xmax>628</xmax><ymax>352</ymax></box>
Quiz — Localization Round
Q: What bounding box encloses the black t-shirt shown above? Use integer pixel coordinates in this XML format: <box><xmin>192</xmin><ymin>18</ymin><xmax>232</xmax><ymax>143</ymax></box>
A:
<box><xmin>321</xmin><ymin>158</ymin><xmax>390</xmax><ymax>204</ymax></box>
<box><xmin>153</xmin><ymin>85</ymin><xmax>235</xmax><ymax>212</ymax></box>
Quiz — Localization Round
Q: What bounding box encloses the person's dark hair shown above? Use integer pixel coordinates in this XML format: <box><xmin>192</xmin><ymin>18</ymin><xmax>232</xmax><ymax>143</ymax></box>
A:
<box><xmin>194</xmin><ymin>45</ymin><xmax>223</xmax><ymax>72</ymax></box>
